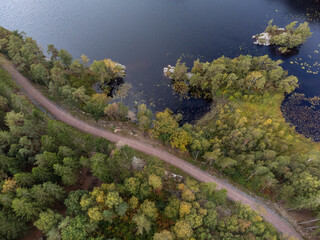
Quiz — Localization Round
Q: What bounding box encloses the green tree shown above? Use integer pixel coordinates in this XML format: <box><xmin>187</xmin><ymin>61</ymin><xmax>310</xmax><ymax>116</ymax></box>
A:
<box><xmin>104</xmin><ymin>102</ymin><xmax>128</xmax><ymax>121</ymax></box>
<box><xmin>0</xmin><ymin>210</ymin><xmax>28</xmax><ymax>240</ymax></box>
<box><xmin>47</xmin><ymin>44</ymin><xmax>58</xmax><ymax>61</ymax></box>
<box><xmin>34</xmin><ymin>209</ymin><xmax>62</xmax><ymax>233</ymax></box>
<box><xmin>139</xmin><ymin>115</ymin><xmax>152</xmax><ymax>132</ymax></box>
<box><xmin>140</xmin><ymin>200</ymin><xmax>158</xmax><ymax>220</ymax></box>
<box><xmin>278</xmin><ymin>76</ymin><xmax>298</xmax><ymax>94</ymax></box>
<box><xmin>164</xmin><ymin>197</ymin><xmax>180</xmax><ymax>220</ymax></box>
<box><xmin>65</xmin><ymin>190</ymin><xmax>88</xmax><ymax>215</ymax></box>
<box><xmin>53</xmin><ymin>157</ymin><xmax>79</xmax><ymax>186</ymax></box>
<box><xmin>70</xmin><ymin>59</ymin><xmax>84</xmax><ymax>75</ymax></box>
<box><xmin>30</xmin><ymin>63</ymin><xmax>49</xmax><ymax>85</ymax></box>
<box><xmin>31</xmin><ymin>182</ymin><xmax>66</xmax><ymax>208</ymax></box>
<box><xmin>133</xmin><ymin>213</ymin><xmax>152</xmax><ymax>235</ymax></box>
<box><xmin>89</xmin><ymin>153</ymin><xmax>110</xmax><ymax>182</ymax></box>
<box><xmin>58</xmin><ymin>49</ymin><xmax>73</xmax><ymax>67</ymax></box>
<box><xmin>60</xmin><ymin>216</ymin><xmax>88</xmax><ymax>240</ymax></box>
<box><xmin>20</xmin><ymin>37</ymin><xmax>43</xmax><ymax>66</ymax></box>
<box><xmin>291</xmin><ymin>192</ymin><xmax>320</xmax><ymax>210</ymax></box>
<box><xmin>5</xmin><ymin>111</ymin><xmax>24</xmax><ymax>137</ymax></box>
<box><xmin>171</xmin><ymin>59</ymin><xmax>188</xmax><ymax>81</ymax></box>
<box><xmin>14</xmin><ymin>172</ymin><xmax>35</xmax><ymax>187</ymax></box>
<box><xmin>267</xmin><ymin>20</ymin><xmax>312</xmax><ymax>53</ymax></box>
<box><xmin>85</xmin><ymin>94</ymin><xmax>109</xmax><ymax>121</ymax></box>
<box><xmin>50</xmin><ymin>63</ymin><xmax>66</xmax><ymax>88</ymax></box>
<box><xmin>72</xmin><ymin>86</ymin><xmax>90</xmax><ymax>105</ymax></box>
<box><xmin>12</xmin><ymin>197</ymin><xmax>41</xmax><ymax>221</ymax></box>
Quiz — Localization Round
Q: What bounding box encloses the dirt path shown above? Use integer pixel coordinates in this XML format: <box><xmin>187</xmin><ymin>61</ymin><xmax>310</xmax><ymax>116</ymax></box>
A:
<box><xmin>0</xmin><ymin>57</ymin><xmax>302</xmax><ymax>240</ymax></box>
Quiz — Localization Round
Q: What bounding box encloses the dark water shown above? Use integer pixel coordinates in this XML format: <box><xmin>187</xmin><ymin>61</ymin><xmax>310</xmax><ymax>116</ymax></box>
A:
<box><xmin>1</xmin><ymin>0</ymin><xmax>320</xmax><ymax>123</ymax></box>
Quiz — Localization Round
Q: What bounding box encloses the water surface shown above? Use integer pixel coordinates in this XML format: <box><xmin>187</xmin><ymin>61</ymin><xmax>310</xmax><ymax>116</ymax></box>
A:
<box><xmin>1</xmin><ymin>0</ymin><xmax>320</xmax><ymax>124</ymax></box>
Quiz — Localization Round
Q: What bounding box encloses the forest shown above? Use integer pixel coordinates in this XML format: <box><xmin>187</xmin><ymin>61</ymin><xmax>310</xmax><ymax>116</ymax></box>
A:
<box><xmin>0</xmin><ymin>26</ymin><xmax>315</xmax><ymax>239</ymax></box>
<box><xmin>0</xmin><ymin>65</ymin><xmax>282</xmax><ymax>239</ymax></box>
<box><xmin>163</xmin><ymin>56</ymin><xmax>320</xmax><ymax>220</ymax></box>
<box><xmin>0</xmin><ymin>27</ymin><xmax>129</xmax><ymax>122</ymax></box>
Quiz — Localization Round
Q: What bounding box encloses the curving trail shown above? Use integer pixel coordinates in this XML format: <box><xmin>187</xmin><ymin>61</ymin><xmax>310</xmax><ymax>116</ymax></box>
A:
<box><xmin>0</xmin><ymin>56</ymin><xmax>302</xmax><ymax>240</ymax></box>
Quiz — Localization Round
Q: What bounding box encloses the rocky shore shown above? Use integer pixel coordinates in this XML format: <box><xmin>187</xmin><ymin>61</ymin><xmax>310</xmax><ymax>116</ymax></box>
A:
<box><xmin>252</xmin><ymin>28</ymin><xmax>285</xmax><ymax>46</ymax></box>
<box><xmin>163</xmin><ymin>65</ymin><xmax>194</xmax><ymax>79</ymax></box>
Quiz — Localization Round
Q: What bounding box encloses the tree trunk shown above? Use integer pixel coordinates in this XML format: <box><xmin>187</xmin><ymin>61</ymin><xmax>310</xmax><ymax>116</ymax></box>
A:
<box><xmin>259</xmin><ymin>183</ymin><xmax>270</xmax><ymax>193</ymax></box>
<box><xmin>298</xmin><ymin>219</ymin><xmax>319</xmax><ymax>225</ymax></box>
<box><xmin>247</xmin><ymin>172</ymin><xmax>256</xmax><ymax>181</ymax></box>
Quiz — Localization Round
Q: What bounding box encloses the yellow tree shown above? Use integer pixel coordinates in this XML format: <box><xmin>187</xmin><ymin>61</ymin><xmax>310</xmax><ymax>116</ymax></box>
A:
<box><xmin>153</xmin><ymin>230</ymin><xmax>174</xmax><ymax>240</ymax></box>
<box><xmin>179</xmin><ymin>201</ymin><xmax>192</xmax><ymax>218</ymax></box>
<box><xmin>245</xmin><ymin>71</ymin><xmax>264</xmax><ymax>90</ymax></box>
<box><xmin>148</xmin><ymin>174</ymin><xmax>162</xmax><ymax>191</ymax></box>
<box><xmin>151</xmin><ymin>109</ymin><xmax>179</xmax><ymax>144</ymax></box>
<box><xmin>88</xmin><ymin>207</ymin><xmax>103</xmax><ymax>222</ymax></box>
<box><xmin>173</xmin><ymin>220</ymin><xmax>193</xmax><ymax>239</ymax></box>
<box><xmin>1</xmin><ymin>178</ymin><xmax>16</xmax><ymax>193</ymax></box>
<box><xmin>81</xmin><ymin>54</ymin><xmax>89</xmax><ymax>67</ymax></box>
<box><xmin>170</xmin><ymin>128</ymin><xmax>192</xmax><ymax>152</ymax></box>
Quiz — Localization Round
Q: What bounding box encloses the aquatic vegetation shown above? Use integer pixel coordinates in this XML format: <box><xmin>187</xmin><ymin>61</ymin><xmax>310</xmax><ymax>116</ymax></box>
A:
<box><xmin>282</xmin><ymin>93</ymin><xmax>320</xmax><ymax>141</ymax></box>
<box><xmin>113</xmin><ymin>82</ymin><xmax>132</xmax><ymax>100</ymax></box>
<box><xmin>289</xmin><ymin>55</ymin><xmax>320</xmax><ymax>75</ymax></box>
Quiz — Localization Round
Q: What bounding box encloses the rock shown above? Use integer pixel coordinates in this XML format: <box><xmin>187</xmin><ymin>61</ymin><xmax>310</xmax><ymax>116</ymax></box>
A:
<box><xmin>114</xmin><ymin>128</ymin><xmax>121</xmax><ymax>133</ymax></box>
<box><xmin>132</xmin><ymin>156</ymin><xmax>146</xmax><ymax>171</ymax></box>
<box><xmin>116</xmin><ymin>140</ymin><xmax>128</xmax><ymax>148</ymax></box>
<box><xmin>92</xmin><ymin>82</ymin><xmax>103</xmax><ymax>94</ymax></box>
<box><xmin>252</xmin><ymin>32</ymin><xmax>271</xmax><ymax>46</ymax></box>
<box><xmin>186</xmin><ymin>73</ymin><xmax>194</xmax><ymax>79</ymax></box>
<box><xmin>164</xmin><ymin>170</ymin><xmax>184</xmax><ymax>182</ymax></box>
<box><xmin>176</xmin><ymin>175</ymin><xmax>183</xmax><ymax>183</ymax></box>
<box><xmin>115</xmin><ymin>63</ymin><xmax>126</xmax><ymax>78</ymax></box>
<box><xmin>115</xmin><ymin>63</ymin><xmax>126</xmax><ymax>70</ymax></box>
<box><xmin>163</xmin><ymin>65</ymin><xmax>194</xmax><ymax>79</ymax></box>
<box><xmin>128</xmin><ymin>110</ymin><xmax>137</xmax><ymax>121</ymax></box>
<box><xmin>253</xmin><ymin>27</ymin><xmax>287</xmax><ymax>46</ymax></box>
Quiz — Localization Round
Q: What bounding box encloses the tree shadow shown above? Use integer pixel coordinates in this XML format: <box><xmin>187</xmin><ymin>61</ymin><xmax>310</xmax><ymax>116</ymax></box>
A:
<box><xmin>268</xmin><ymin>45</ymin><xmax>300</xmax><ymax>59</ymax></box>
<box><xmin>93</xmin><ymin>77</ymin><xmax>125</xmax><ymax>94</ymax></box>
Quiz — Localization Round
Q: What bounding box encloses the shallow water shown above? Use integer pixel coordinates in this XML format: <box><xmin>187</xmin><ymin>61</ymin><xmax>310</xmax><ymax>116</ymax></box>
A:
<box><xmin>1</xmin><ymin>0</ymin><xmax>320</xmax><ymax>124</ymax></box>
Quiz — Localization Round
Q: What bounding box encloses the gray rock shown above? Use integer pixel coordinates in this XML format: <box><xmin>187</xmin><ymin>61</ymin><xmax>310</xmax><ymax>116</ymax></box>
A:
<box><xmin>252</xmin><ymin>32</ymin><xmax>271</xmax><ymax>46</ymax></box>
<box><xmin>163</xmin><ymin>65</ymin><xmax>194</xmax><ymax>79</ymax></box>
<box><xmin>132</xmin><ymin>156</ymin><xmax>146</xmax><ymax>171</ymax></box>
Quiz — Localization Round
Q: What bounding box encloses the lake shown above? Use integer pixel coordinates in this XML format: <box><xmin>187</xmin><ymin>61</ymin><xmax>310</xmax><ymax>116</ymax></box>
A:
<box><xmin>1</xmin><ymin>0</ymin><xmax>320</xmax><ymax>129</ymax></box>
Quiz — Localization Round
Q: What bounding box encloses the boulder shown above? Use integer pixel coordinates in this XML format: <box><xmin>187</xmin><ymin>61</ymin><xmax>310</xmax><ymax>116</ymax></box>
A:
<box><xmin>132</xmin><ymin>156</ymin><xmax>146</xmax><ymax>171</ymax></box>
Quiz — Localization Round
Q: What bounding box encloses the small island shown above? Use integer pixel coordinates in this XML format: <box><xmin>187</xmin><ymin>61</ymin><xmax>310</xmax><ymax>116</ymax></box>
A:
<box><xmin>253</xmin><ymin>20</ymin><xmax>312</xmax><ymax>53</ymax></box>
